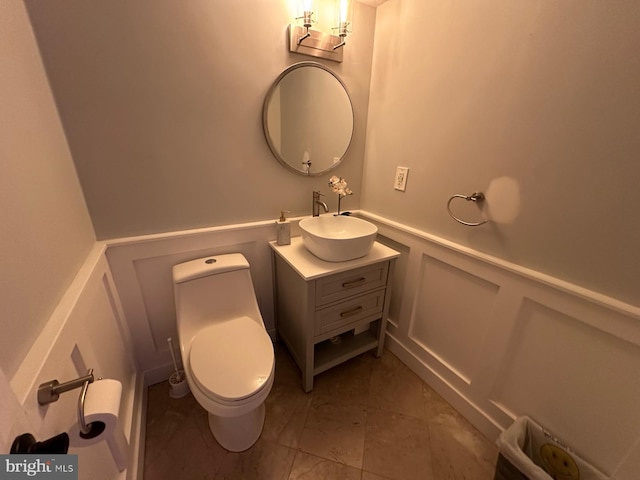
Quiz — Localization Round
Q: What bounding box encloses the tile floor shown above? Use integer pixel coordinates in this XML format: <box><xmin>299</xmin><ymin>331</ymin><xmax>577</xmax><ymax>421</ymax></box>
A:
<box><xmin>143</xmin><ymin>343</ymin><xmax>498</xmax><ymax>479</ymax></box>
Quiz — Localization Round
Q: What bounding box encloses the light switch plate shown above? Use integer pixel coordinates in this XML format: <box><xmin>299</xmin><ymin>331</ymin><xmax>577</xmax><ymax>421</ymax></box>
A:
<box><xmin>394</xmin><ymin>166</ymin><xmax>409</xmax><ymax>191</ymax></box>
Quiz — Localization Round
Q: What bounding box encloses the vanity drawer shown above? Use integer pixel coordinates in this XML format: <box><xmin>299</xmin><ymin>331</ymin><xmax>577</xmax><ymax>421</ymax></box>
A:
<box><xmin>315</xmin><ymin>262</ymin><xmax>389</xmax><ymax>306</ymax></box>
<box><xmin>314</xmin><ymin>289</ymin><xmax>385</xmax><ymax>336</ymax></box>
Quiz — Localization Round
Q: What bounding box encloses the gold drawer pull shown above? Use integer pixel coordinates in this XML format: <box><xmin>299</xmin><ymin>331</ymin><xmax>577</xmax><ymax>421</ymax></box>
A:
<box><xmin>340</xmin><ymin>305</ymin><xmax>363</xmax><ymax>318</ymax></box>
<box><xmin>342</xmin><ymin>277</ymin><xmax>366</xmax><ymax>288</ymax></box>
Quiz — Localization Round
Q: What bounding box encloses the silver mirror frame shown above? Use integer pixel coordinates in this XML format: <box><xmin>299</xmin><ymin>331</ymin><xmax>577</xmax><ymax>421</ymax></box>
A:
<box><xmin>262</xmin><ymin>61</ymin><xmax>354</xmax><ymax>177</ymax></box>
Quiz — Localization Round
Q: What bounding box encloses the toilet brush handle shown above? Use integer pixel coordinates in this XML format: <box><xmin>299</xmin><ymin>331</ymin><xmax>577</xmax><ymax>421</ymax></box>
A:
<box><xmin>167</xmin><ymin>337</ymin><xmax>181</xmax><ymax>373</ymax></box>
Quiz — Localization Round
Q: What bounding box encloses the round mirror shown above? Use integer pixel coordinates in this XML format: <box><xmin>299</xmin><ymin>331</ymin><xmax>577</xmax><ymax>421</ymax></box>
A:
<box><xmin>263</xmin><ymin>62</ymin><xmax>354</xmax><ymax>176</ymax></box>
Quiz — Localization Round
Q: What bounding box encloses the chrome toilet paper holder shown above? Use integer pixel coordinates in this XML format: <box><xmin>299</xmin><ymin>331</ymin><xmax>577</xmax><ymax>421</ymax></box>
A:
<box><xmin>38</xmin><ymin>368</ymin><xmax>95</xmax><ymax>435</ymax></box>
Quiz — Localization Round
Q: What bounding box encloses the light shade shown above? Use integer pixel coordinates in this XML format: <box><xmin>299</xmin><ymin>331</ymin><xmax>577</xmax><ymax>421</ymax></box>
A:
<box><xmin>335</xmin><ymin>0</ymin><xmax>353</xmax><ymax>33</ymax></box>
<box><xmin>339</xmin><ymin>0</ymin><xmax>350</xmax><ymax>24</ymax></box>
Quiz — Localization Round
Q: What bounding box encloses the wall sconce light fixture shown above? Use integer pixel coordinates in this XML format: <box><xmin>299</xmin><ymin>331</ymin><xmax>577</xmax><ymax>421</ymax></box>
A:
<box><xmin>333</xmin><ymin>0</ymin><xmax>353</xmax><ymax>50</ymax></box>
<box><xmin>289</xmin><ymin>0</ymin><xmax>352</xmax><ymax>63</ymax></box>
<box><xmin>296</xmin><ymin>0</ymin><xmax>314</xmax><ymax>45</ymax></box>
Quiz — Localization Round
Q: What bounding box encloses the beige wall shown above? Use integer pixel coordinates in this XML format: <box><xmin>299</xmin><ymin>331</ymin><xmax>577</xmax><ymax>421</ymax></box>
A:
<box><xmin>18</xmin><ymin>0</ymin><xmax>638</xmax><ymax>305</ymax></box>
<box><xmin>0</xmin><ymin>0</ymin><xmax>95</xmax><ymax>378</ymax></box>
<box><xmin>25</xmin><ymin>0</ymin><xmax>376</xmax><ymax>239</ymax></box>
<box><xmin>364</xmin><ymin>0</ymin><xmax>640</xmax><ymax>305</ymax></box>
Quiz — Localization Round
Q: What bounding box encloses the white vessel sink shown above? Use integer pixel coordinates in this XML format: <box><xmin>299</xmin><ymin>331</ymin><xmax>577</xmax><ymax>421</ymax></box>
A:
<box><xmin>298</xmin><ymin>215</ymin><xmax>378</xmax><ymax>262</ymax></box>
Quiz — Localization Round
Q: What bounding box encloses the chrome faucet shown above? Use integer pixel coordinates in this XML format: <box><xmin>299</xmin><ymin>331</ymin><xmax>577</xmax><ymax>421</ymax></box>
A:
<box><xmin>312</xmin><ymin>191</ymin><xmax>329</xmax><ymax>217</ymax></box>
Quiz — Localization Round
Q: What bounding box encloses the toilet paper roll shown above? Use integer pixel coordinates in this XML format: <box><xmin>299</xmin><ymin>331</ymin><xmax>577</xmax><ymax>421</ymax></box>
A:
<box><xmin>68</xmin><ymin>379</ymin><xmax>129</xmax><ymax>471</ymax></box>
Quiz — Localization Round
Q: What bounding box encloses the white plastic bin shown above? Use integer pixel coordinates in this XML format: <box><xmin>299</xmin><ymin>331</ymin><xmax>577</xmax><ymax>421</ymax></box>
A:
<box><xmin>494</xmin><ymin>416</ymin><xmax>607</xmax><ymax>480</ymax></box>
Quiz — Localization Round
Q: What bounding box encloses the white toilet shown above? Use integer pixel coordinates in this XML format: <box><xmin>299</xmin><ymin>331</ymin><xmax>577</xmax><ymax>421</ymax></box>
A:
<box><xmin>172</xmin><ymin>253</ymin><xmax>275</xmax><ymax>452</ymax></box>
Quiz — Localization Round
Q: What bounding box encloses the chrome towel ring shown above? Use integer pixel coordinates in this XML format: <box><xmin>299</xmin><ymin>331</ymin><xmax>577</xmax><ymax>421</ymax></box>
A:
<box><xmin>447</xmin><ymin>192</ymin><xmax>488</xmax><ymax>227</ymax></box>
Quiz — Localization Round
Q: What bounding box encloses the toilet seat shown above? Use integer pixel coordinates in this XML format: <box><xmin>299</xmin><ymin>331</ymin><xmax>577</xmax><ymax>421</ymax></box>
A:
<box><xmin>189</xmin><ymin>317</ymin><xmax>274</xmax><ymax>402</ymax></box>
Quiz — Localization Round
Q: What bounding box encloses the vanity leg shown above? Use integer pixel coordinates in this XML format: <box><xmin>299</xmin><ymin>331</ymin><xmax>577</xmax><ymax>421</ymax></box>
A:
<box><xmin>303</xmin><ymin>346</ymin><xmax>314</xmax><ymax>392</ymax></box>
<box><xmin>303</xmin><ymin>373</ymin><xmax>313</xmax><ymax>393</ymax></box>
<box><xmin>375</xmin><ymin>321</ymin><xmax>386</xmax><ymax>357</ymax></box>
<box><xmin>376</xmin><ymin>259</ymin><xmax>396</xmax><ymax>357</ymax></box>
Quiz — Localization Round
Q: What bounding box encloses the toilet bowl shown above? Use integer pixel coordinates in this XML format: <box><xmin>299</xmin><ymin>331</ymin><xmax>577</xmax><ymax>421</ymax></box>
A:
<box><xmin>172</xmin><ymin>253</ymin><xmax>275</xmax><ymax>452</ymax></box>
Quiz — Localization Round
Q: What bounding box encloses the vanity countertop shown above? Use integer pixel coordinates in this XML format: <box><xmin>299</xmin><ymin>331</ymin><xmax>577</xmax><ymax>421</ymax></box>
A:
<box><xmin>269</xmin><ymin>237</ymin><xmax>400</xmax><ymax>281</ymax></box>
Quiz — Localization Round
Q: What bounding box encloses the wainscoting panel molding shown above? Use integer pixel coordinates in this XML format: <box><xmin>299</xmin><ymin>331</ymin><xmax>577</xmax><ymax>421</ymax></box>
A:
<box><xmin>5</xmin><ymin>244</ymin><xmax>142</xmax><ymax>480</ymax></box>
<box><xmin>490</xmin><ymin>298</ymin><xmax>640</xmax><ymax>473</ymax></box>
<box><xmin>409</xmin><ymin>254</ymin><xmax>500</xmax><ymax>385</ymax></box>
<box><xmin>361</xmin><ymin>211</ymin><xmax>640</xmax><ymax>479</ymax></box>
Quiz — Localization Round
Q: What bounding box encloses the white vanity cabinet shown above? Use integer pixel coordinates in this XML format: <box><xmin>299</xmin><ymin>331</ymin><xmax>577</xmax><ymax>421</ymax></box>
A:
<box><xmin>270</xmin><ymin>237</ymin><xmax>399</xmax><ymax>392</ymax></box>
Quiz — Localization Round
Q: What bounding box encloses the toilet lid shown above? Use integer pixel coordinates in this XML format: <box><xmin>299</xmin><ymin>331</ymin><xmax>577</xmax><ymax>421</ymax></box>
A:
<box><xmin>189</xmin><ymin>317</ymin><xmax>274</xmax><ymax>401</ymax></box>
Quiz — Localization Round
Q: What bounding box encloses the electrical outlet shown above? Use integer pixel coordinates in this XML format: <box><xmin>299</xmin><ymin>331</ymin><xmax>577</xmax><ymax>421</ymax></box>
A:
<box><xmin>394</xmin><ymin>166</ymin><xmax>409</xmax><ymax>191</ymax></box>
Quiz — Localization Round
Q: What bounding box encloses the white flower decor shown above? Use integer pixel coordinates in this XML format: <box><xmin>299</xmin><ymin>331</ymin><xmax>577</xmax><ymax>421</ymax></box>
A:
<box><xmin>328</xmin><ymin>175</ymin><xmax>353</xmax><ymax>215</ymax></box>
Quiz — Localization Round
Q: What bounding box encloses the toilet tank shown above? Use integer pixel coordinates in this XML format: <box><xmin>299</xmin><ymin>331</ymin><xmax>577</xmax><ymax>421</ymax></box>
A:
<box><xmin>173</xmin><ymin>254</ymin><xmax>262</xmax><ymax>336</ymax></box>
